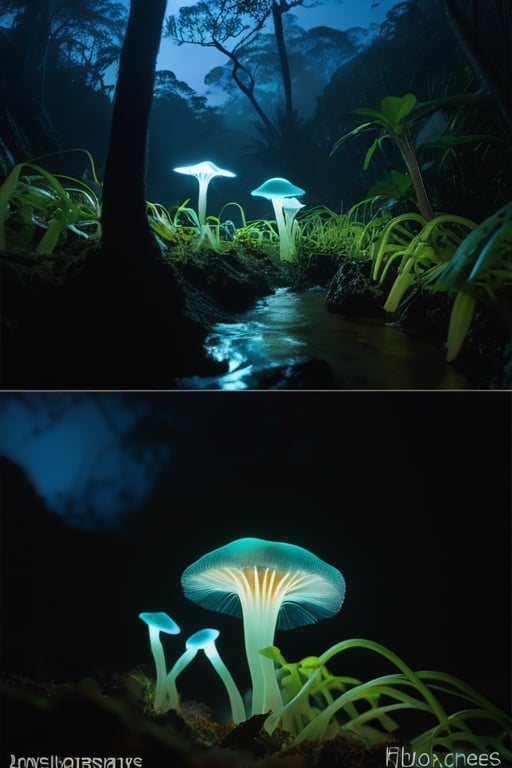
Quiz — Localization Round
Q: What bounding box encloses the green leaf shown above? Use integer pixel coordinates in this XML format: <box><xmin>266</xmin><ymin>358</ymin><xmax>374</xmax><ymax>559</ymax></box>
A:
<box><xmin>36</xmin><ymin>218</ymin><xmax>64</xmax><ymax>255</ymax></box>
<box><xmin>445</xmin><ymin>290</ymin><xmax>476</xmax><ymax>362</ymax></box>
<box><xmin>353</xmin><ymin>107</ymin><xmax>388</xmax><ymax>124</ymax></box>
<box><xmin>380</xmin><ymin>93</ymin><xmax>417</xmax><ymax>128</ymax></box>
<box><xmin>329</xmin><ymin>122</ymin><xmax>376</xmax><ymax>157</ymax></box>
<box><xmin>428</xmin><ymin>203</ymin><xmax>512</xmax><ymax>292</ymax></box>
<box><xmin>259</xmin><ymin>645</ymin><xmax>288</xmax><ymax>666</ymax></box>
<box><xmin>468</xmin><ymin>219</ymin><xmax>512</xmax><ymax>283</ymax></box>
<box><xmin>363</xmin><ymin>136</ymin><xmax>383</xmax><ymax>170</ymax></box>
<box><xmin>0</xmin><ymin>164</ymin><xmax>24</xmax><ymax>250</ymax></box>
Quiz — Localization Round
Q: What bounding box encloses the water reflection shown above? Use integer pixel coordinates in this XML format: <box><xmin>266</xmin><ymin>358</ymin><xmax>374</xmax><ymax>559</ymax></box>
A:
<box><xmin>179</xmin><ymin>288</ymin><xmax>469</xmax><ymax>390</ymax></box>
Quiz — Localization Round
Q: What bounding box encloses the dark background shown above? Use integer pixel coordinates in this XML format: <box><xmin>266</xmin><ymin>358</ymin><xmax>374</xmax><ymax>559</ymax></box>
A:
<box><xmin>1</xmin><ymin>391</ymin><xmax>510</xmax><ymax>719</ymax></box>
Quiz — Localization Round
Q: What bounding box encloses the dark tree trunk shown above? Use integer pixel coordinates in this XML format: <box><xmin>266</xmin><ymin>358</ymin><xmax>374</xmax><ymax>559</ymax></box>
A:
<box><xmin>71</xmin><ymin>0</ymin><xmax>210</xmax><ymax>388</ymax></box>
<box><xmin>100</xmin><ymin>0</ymin><xmax>166</xmax><ymax>263</ymax></box>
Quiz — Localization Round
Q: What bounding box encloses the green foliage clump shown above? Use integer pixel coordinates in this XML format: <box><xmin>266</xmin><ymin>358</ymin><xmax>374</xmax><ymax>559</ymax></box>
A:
<box><xmin>0</xmin><ymin>154</ymin><xmax>284</xmax><ymax>264</ymax></box>
<box><xmin>0</xmin><ymin>152</ymin><xmax>102</xmax><ymax>255</ymax></box>
<box><xmin>426</xmin><ymin>200</ymin><xmax>512</xmax><ymax>361</ymax></box>
<box><xmin>261</xmin><ymin>640</ymin><xmax>512</xmax><ymax>762</ymax></box>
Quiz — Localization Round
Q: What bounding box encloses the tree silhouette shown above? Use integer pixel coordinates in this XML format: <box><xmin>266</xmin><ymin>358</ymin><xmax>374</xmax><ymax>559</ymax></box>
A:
<box><xmin>206</xmin><ymin>20</ymin><xmax>364</xmax><ymax>122</ymax></box>
<box><xmin>166</xmin><ymin>0</ymin><xmax>302</xmax><ymax>151</ymax></box>
<box><xmin>79</xmin><ymin>0</ymin><xmax>208</xmax><ymax>388</ymax></box>
<box><xmin>0</xmin><ymin>0</ymin><xmax>59</xmax><ymax>162</ymax></box>
<box><xmin>101</xmin><ymin>0</ymin><xmax>166</xmax><ymax>260</ymax></box>
<box><xmin>0</xmin><ymin>0</ymin><xmax>126</xmax><ymax>165</ymax></box>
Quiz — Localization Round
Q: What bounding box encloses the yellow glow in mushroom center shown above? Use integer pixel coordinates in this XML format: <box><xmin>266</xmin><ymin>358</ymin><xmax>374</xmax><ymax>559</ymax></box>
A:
<box><xmin>222</xmin><ymin>566</ymin><xmax>306</xmax><ymax>607</ymax></box>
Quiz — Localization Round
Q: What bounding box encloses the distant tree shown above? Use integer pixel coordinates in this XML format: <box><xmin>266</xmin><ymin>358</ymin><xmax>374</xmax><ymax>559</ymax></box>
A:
<box><xmin>49</xmin><ymin>0</ymin><xmax>127</xmax><ymax>93</ymax></box>
<box><xmin>0</xmin><ymin>0</ymin><xmax>126</xmax><ymax>165</ymax></box>
<box><xmin>166</xmin><ymin>0</ymin><xmax>302</xmax><ymax>151</ymax></box>
<box><xmin>0</xmin><ymin>0</ymin><xmax>59</xmax><ymax>161</ymax></box>
<box><xmin>153</xmin><ymin>70</ymin><xmax>210</xmax><ymax>114</ymax></box>
<box><xmin>206</xmin><ymin>18</ymin><xmax>366</xmax><ymax>122</ymax></box>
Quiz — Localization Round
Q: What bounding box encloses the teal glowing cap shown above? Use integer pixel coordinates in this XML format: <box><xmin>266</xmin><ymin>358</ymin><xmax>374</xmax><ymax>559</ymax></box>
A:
<box><xmin>251</xmin><ymin>178</ymin><xmax>305</xmax><ymax>199</ymax></box>
<box><xmin>139</xmin><ymin>611</ymin><xmax>181</xmax><ymax>634</ymax></box>
<box><xmin>186</xmin><ymin>628</ymin><xmax>220</xmax><ymax>650</ymax></box>
<box><xmin>181</xmin><ymin>537</ymin><xmax>345</xmax><ymax>630</ymax></box>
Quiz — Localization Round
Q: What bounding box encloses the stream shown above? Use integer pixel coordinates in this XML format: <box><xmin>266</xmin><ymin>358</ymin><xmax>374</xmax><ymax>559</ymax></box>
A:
<box><xmin>179</xmin><ymin>287</ymin><xmax>469</xmax><ymax>390</ymax></box>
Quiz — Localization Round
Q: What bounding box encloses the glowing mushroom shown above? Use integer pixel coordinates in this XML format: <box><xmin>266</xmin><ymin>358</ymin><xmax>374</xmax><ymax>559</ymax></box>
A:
<box><xmin>181</xmin><ymin>537</ymin><xmax>345</xmax><ymax>717</ymax></box>
<box><xmin>251</xmin><ymin>178</ymin><xmax>305</xmax><ymax>261</ymax></box>
<box><xmin>138</xmin><ymin>611</ymin><xmax>181</xmax><ymax>713</ymax></box>
<box><xmin>173</xmin><ymin>160</ymin><xmax>236</xmax><ymax>227</ymax></box>
<box><xmin>164</xmin><ymin>628</ymin><xmax>245</xmax><ymax>722</ymax></box>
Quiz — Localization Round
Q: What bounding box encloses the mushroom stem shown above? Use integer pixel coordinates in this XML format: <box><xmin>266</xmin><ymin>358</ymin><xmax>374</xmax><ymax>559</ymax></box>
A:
<box><xmin>271</xmin><ymin>198</ymin><xmax>292</xmax><ymax>262</ymax></box>
<box><xmin>242</xmin><ymin>608</ymin><xmax>283</xmax><ymax>715</ymax></box>
<box><xmin>147</xmin><ymin>624</ymin><xmax>168</xmax><ymax>712</ymax></box>
<box><xmin>197</xmin><ymin>179</ymin><xmax>209</xmax><ymax>228</ymax></box>
<box><xmin>202</xmin><ymin>636</ymin><xmax>246</xmax><ymax>723</ymax></box>
<box><xmin>163</xmin><ymin>647</ymin><xmax>198</xmax><ymax>712</ymax></box>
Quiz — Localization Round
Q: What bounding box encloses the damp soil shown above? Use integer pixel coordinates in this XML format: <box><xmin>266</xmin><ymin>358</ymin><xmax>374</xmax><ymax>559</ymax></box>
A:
<box><xmin>0</xmin><ymin>672</ymin><xmax>396</xmax><ymax>768</ymax></box>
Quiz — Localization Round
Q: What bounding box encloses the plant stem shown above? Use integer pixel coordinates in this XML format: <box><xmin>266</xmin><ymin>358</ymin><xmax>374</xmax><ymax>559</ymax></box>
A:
<box><xmin>395</xmin><ymin>131</ymin><xmax>434</xmax><ymax>221</ymax></box>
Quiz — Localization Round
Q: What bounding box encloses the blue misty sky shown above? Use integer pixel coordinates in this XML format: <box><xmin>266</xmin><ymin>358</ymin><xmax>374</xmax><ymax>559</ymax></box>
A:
<box><xmin>0</xmin><ymin>394</ymin><xmax>173</xmax><ymax>529</ymax></box>
<box><xmin>156</xmin><ymin>0</ymin><xmax>404</xmax><ymax>95</ymax></box>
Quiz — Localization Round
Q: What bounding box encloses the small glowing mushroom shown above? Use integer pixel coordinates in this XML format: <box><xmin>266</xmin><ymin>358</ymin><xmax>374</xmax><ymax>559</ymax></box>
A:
<box><xmin>282</xmin><ymin>197</ymin><xmax>306</xmax><ymax>259</ymax></box>
<box><xmin>139</xmin><ymin>611</ymin><xmax>181</xmax><ymax>713</ymax></box>
<box><xmin>173</xmin><ymin>160</ymin><xmax>236</xmax><ymax>227</ymax></box>
<box><xmin>181</xmin><ymin>537</ymin><xmax>345</xmax><ymax>717</ymax></box>
<box><xmin>251</xmin><ymin>178</ymin><xmax>305</xmax><ymax>261</ymax></box>
<box><xmin>167</xmin><ymin>628</ymin><xmax>246</xmax><ymax>722</ymax></box>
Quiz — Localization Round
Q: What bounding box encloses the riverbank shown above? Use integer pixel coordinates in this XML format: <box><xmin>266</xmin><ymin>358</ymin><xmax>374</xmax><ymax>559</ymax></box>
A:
<box><xmin>1</xmin><ymin>245</ymin><xmax>510</xmax><ymax>389</ymax></box>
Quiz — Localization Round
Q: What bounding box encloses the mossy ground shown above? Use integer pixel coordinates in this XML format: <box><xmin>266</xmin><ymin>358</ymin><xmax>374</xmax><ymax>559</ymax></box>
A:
<box><xmin>0</xmin><ymin>671</ymin><xmax>394</xmax><ymax>768</ymax></box>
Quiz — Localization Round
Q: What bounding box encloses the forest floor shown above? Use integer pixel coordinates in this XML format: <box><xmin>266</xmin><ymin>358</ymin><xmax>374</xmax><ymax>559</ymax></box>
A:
<box><xmin>0</xmin><ymin>671</ymin><xmax>394</xmax><ymax>768</ymax></box>
<box><xmin>1</xmin><ymin>243</ymin><xmax>510</xmax><ymax>389</ymax></box>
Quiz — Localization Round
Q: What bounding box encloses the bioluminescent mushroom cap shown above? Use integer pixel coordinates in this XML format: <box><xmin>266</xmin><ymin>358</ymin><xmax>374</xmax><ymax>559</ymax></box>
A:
<box><xmin>139</xmin><ymin>612</ymin><xmax>181</xmax><ymax>634</ymax></box>
<box><xmin>181</xmin><ymin>537</ymin><xmax>345</xmax><ymax>716</ymax></box>
<box><xmin>174</xmin><ymin>160</ymin><xmax>236</xmax><ymax>181</ymax></box>
<box><xmin>186</xmin><ymin>627</ymin><xmax>220</xmax><ymax>649</ymax></box>
<box><xmin>251</xmin><ymin>178</ymin><xmax>305</xmax><ymax>200</ymax></box>
<box><xmin>181</xmin><ymin>537</ymin><xmax>345</xmax><ymax>629</ymax></box>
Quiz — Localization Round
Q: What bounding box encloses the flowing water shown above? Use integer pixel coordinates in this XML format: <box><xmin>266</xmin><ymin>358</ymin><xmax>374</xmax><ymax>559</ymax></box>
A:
<box><xmin>179</xmin><ymin>287</ymin><xmax>469</xmax><ymax>390</ymax></box>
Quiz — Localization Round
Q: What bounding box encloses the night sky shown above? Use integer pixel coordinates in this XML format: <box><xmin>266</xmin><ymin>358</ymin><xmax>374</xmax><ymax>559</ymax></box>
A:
<box><xmin>0</xmin><ymin>391</ymin><xmax>510</xmax><ymax>719</ymax></box>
